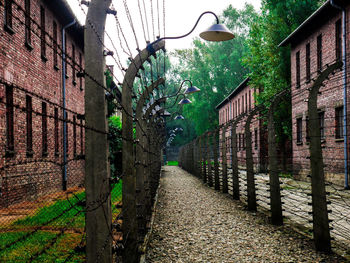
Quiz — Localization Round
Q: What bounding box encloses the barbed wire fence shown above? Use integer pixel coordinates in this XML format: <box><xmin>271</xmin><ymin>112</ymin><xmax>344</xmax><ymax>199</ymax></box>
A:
<box><xmin>179</xmin><ymin>59</ymin><xmax>350</xmax><ymax>257</ymax></box>
<box><xmin>0</xmin><ymin>0</ymin><xmax>168</xmax><ymax>262</ymax></box>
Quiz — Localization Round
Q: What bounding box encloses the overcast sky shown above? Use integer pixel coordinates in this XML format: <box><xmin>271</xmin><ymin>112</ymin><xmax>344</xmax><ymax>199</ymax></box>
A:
<box><xmin>67</xmin><ymin>0</ymin><xmax>261</xmax><ymax>81</ymax></box>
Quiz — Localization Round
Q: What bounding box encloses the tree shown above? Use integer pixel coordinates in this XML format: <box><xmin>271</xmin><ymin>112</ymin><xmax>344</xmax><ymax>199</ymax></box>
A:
<box><xmin>243</xmin><ymin>0</ymin><xmax>323</xmax><ymax>141</ymax></box>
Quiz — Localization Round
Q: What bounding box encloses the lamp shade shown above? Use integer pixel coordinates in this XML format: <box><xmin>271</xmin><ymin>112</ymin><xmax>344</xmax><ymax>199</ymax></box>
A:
<box><xmin>184</xmin><ymin>85</ymin><xmax>200</xmax><ymax>94</ymax></box>
<box><xmin>178</xmin><ymin>98</ymin><xmax>192</xmax><ymax>105</ymax></box>
<box><xmin>174</xmin><ymin>115</ymin><xmax>185</xmax><ymax>120</ymax></box>
<box><xmin>199</xmin><ymin>24</ymin><xmax>235</xmax><ymax>42</ymax></box>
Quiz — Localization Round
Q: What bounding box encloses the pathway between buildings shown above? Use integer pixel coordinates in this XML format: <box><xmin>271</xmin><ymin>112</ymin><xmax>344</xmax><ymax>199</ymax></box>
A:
<box><xmin>146</xmin><ymin>166</ymin><xmax>345</xmax><ymax>262</ymax></box>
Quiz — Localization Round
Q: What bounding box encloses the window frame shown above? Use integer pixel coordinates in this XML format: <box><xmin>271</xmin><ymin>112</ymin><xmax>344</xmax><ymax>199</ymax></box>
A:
<box><xmin>306</xmin><ymin>43</ymin><xmax>311</xmax><ymax>82</ymax></box>
<box><xmin>335</xmin><ymin>106</ymin><xmax>344</xmax><ymax>139</ymax></box>
<box><xmin>296</xmin><ymin>51</ymin><xmax>301</xmax><ymax>88</ymax></box>
<box><xmin>6</xmin><ymin>85</ymin><xmax>15</xmax><ymax>155</ymax></box>
<box><xmin>296</xmin><ymin>117</ymin><xmax>303</xmax><ymax>144</ymax></box>
<box><xmin>317</xmin><ymin>34</ymin><xmax>322</xmax><ymax>72</ymax></box>
<box><xmin>26</xmin><ymin>95</ymin><xmax>33</xmax><ymax>156</ymax></box>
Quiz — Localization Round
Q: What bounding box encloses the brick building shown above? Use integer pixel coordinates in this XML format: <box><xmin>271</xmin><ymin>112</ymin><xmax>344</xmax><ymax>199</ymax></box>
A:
<box><xmin>216</xmin><ymin>78</ymin><xmax>268</xmax><ymax>171</ymax></box>
<box><xmin>280</xmin><ymin>0</ymin><xmax>349</xmax><ymax>185</ymax></box>
<box><xmin>0</xmin><ymin>0</ymin><xmax>85</xmax><ymax>206</ymax></box>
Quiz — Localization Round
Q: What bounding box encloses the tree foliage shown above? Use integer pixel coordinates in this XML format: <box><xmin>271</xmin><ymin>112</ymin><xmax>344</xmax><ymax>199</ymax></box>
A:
<box><xmin>243</xmin><ymin>0</ymin><xmax>324</xmax><ymax>140</ymax></box>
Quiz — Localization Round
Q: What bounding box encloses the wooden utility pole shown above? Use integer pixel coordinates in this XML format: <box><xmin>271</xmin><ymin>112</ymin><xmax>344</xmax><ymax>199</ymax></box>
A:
<box><xmin>85</xmin><ymin>0</ymin><xmax>112</xmax><ymax>262</ymax></box>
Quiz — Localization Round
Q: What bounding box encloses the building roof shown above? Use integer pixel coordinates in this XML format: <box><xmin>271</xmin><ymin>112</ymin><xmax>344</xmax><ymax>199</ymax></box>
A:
<box><xmin>279</xmin><ymin>0</ymin><xmax>347</xmax><ymax>47</ymax></box>
<box><xmin>215</xmin><ymin>77</ymin><xmax>250</xmax><ymax>110</ymax></box>
<box><xmin>45</xmin><ymin>0</ymin><xmax>84</xmax><ymax>49</ymax></box>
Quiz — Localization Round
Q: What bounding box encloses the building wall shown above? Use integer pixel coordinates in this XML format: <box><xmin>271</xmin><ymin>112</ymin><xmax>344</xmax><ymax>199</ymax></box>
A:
<box><xmin>0</xmin><ymin>0</ymin><xmax>85</xmax><ymax>207</ymax></box>
<box><xmin>218</xmin><ymin>84</ymin><xmax>266</xmax><ymax>171</ymax></box>
<box><xmin>290</xmin><ymin>6</ymin><xmax>350</xmax><ymax>185</ymax></box>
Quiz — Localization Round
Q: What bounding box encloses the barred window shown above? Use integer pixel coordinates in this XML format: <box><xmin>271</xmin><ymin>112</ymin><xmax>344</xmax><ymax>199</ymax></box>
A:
<box><xmin>80</xmin><ymin>118</ymin><xmax>84</xmax><ymax>155</ymax></box>
<box><xmin>6</xmin><ymin>85</ymin><xmax>14</xmax><ymax>153</ymax></box>
<box><xmin>26</xmin><ymin>95</ymin><xmax>33</xmax><ymax>155</ymax></box>
<box><xmin>42</xmin><ymin>102</ymin><xmax>48</xmax><ymax>156</ymax></box>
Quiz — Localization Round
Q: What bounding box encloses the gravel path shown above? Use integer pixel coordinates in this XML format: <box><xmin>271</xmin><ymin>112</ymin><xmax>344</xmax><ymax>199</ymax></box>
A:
<box><xmin>146</xmin><ymin>166</ymin><xmax>346</xmax><ymax>263</ymax></box>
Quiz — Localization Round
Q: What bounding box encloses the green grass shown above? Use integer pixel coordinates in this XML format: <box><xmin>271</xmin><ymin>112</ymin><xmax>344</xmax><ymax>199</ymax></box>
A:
<box><xmin>166</xmin><ymin>161</ymin><xmax>178</xmax><ymax>166</ymax></box>
<box><xmin>0</xmin><ymin>181</ymin><xmax>122</xmax><ymax>262</ymax></box>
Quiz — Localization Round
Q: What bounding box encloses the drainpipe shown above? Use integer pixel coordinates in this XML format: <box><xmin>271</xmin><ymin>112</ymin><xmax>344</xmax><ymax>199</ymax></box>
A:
<box><xmin>62</xmin><ymin>19</ymin><xmax>76</xmax><ymax>191</ymax></box>
<box><xmin>330</xmin><ymin>0</ymin><xmax>349</xmax><ymax>189</ymax></box>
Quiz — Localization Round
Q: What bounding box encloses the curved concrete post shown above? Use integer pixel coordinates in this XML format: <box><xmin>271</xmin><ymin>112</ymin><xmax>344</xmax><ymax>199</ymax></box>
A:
<box><xmin>308</xmin><ymin>61</ymin><xmax>342</xmax><ymax>252</ymax></box>
<box><xmin>221</xmin><ymin>125</ymin><xmax>228</xmax><ymax>193</ymax></box>
<box><xmin>122</xmin><ymin>39</ymin><xmax>165</xmax><ymax>262</ymax></box>
<box><xmin>245</xmin><ymin>107</ymin><xmax>261</xmax><ymax>211</ymax></box>
<box><xmin>207</xmin><ymin>132</ymin><xmax>213</xmax><ymax>187</ymax></box>
<box><xmin>213</xmin><ymin>129</ymin><xmax>220</xmax><ymax>190</ymax></box>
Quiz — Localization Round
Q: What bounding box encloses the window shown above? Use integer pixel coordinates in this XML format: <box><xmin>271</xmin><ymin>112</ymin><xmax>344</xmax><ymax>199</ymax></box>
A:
<box><xmin>53</xmin><ymin>21</ymin><xmax>58</xmax><ymax>69</ymax></box>
<box><xmin>319</xmin><ymin>111</ymin><xmax>325</xmax><ymax>140</ymax></box>
<box><xmin>4</xmin><ymin>0</ymin><xmax>13</xmax><ymax>32</ymax></box>
<box><xmin>79</xmin><ymin>52</ymin><xmax>83</xmax><ymax>90</ymax></box>
<box><xmin>306</xmin><ymin>43</ymin><xmax>311</xmax><ymax>82</ymax></box>
<box><xmin>296</xmin><ymin>51</ymin><xmax>300</xmax><ymax>88</ymax></box>
<box><xmin>54</xmin><ymin>108</ymin><xmax>59</xmax><ymax>155</ymax></box>
<box><xmin>335</xmin><ymin>106</ymin><xmax>344</xmax><ymax>139</ymax></box>
<box><xmin>245</xmin><ymin>93</ymin><xmax>247</xmax><ymax>112</ymax></box>
<box><xmin>73</xmin><ymin>115</ymin><xmax>77</xmax><ymax>156</ymax></box>
<box><xmin>238</xmin><ymin>99</ymin><xmax>240</xmax><ymax>115</ymax></box>
<box><xmin>297</xmin><ymin>118</ymin><xmax>303</xmax><ymax>144</ymax></box>
<box><xmin>26</xmin><ymin>96</ymin><xmax>33</xmax><ymax>155</ymax></box>
<box><xmin>25</xmin><ymin>0</ymin><xmax>32</xmax><ymax>47</ymax></box>
<box><xmin>80</xmin><ymin>118</ymin><xmax>84</xmax><ymax>155</ymax></box>
<box><xmin>6</xmin><ymin>85</ymin><xmax>14</xmax><ymax>154</ymax></box>
<box><xmin>42</xmin><ymin>102</ymin><xmax>48</xmax><ymax>156</ymax></box>
<box><xmin>249</xmin><ymin>90</ymin><xmax>251</xmax><ymax>110</ymax></box>
<box><xmin>238</xmin><ymin>134</ymin><xmax>241</xmax><ymax>151</ymax></box>
<box><xmin>65</xmin><ymin>113</ymin><xmax>69</xmax><ymax>154</ymax></box>
<box><xmin>242</xmin><ymin>133</ymin><xmax>245</xmax><ymax>150</ymax></box>
<box><xmin>65</xmin><ymin>38</ymin><xmax>68</xmax><ymax>77</ymax></box>
<box><xmin>254</xmin><ymin>129</ymin><xmax>258</xmax><ymax>150</ymax></box>
<box><xmin>317</xmin><ymin>34</ymin><xmax>322</xmax><ymax>71</ymax></box>
<box><xmin>40</xmin><ymin>6</ymin><xmax>47</xmax><ymax>60</ymax></box>
<box><xmin>336</xmin><ymin>19</ymin><xmax>342</xmax><ymax>61</ymax></box>
<box><xmin>242</xmin><ymin>95</ymin><xmax>244</xmax><ymax>113</ymax></box>
<box><xmin>72</xmin><ymin>44</ymin><xmax>76</xmax><ymax>85</ymax></box>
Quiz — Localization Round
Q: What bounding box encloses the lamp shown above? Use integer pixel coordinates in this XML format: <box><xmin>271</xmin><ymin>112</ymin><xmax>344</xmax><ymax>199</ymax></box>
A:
<box><xmin>178</xmin><ymin>97</ymin><xmax>192</xmax><ymax>105</ymax></box>
<box><xmin>147</xmin><ymin>11</ymin><xmax>234</xmax><ymax>54</ymax></box>
<box><xmin>184</xmin><ymin>85</ymin><xmax>200</xmax><ymax>94</ymax></box>
<box><xmin>174</xmin><ymin>115</ymin><xmax>185</xmax><ymax>120</ymax></box>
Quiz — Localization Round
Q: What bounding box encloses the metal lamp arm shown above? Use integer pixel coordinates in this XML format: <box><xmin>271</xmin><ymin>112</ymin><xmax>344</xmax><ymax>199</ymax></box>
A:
<box><xmin>147</xmin><ymin>11</ymin><xmax>219</xmax><ymax>53</ymax></box>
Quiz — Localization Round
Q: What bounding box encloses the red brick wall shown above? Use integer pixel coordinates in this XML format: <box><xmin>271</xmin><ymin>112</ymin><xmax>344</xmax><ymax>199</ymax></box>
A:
<box><xmin>290</xmin><ymin>6</ymin><xmax>350</xmax><ymax>185</ymax></box>
<box><xmin>0</xmin><ymin>0</ymin><xmax>85</xmax><ymax>207</ymax></box>
<box><xmin>218</xmin><ymin>84</ymin><xmax>265</xmax><ymax>170</ymax></box>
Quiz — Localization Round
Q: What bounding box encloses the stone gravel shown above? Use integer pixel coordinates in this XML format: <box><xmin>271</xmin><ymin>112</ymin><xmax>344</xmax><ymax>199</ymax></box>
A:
<box><xmin>146</xmin><ymin>166</ymin><xmax>347</xmax><ymax>263</ymax></box>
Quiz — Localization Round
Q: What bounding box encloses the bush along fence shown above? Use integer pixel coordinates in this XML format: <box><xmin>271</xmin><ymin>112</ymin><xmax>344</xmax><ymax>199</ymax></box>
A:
<box><xmin>179</xmin><ymin>61</ymin><xmax>350</xmax><ymax>256</ymax></box>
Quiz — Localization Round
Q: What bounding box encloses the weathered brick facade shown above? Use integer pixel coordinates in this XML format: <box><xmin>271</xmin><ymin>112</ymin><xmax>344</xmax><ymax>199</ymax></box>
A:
<box><xmin>0</xmin><ymin>0</ymin><xmax>85</xmax><ymax>207</ymax></box>
<box><xmin>280</xmin><ymin>0</ymin><xmax>350</xmax><ymax>185</ymax></box>
<box><xmin>216</xmin><ymin>78</ymin><xmax>268</xmax><ymax>171</ymax></box>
